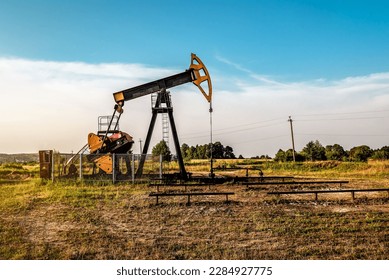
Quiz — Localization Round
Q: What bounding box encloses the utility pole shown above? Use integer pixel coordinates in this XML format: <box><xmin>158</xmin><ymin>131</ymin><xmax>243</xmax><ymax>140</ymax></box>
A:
<box><xmin>288</xmin><ymin>116</ymin><xmax>296</xmax><ymax>162</ymax></box>
<box><xmin>139</xmin><ymin>139</ymin><xmax>143</xmax><ymax>154</ymax></box>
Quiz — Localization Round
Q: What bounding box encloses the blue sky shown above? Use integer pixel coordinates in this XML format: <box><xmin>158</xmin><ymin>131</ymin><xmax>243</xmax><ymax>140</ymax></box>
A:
<box><xmin>2</xmin><ymin>0</ymin><xmax>389</xmax><ymax>79</ymax></box>
<box><xmin>0</xmin><ymin>0</ymin><xmax>388</xmax><ymax>156</ymax></box>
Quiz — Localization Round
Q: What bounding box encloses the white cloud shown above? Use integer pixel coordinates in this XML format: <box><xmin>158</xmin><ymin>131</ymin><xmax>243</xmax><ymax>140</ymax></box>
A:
<box><xmin>0</xmin><ymin>57</ymin><xmax>177</xmax><ymax>153</ymax></box>
<box><xmin>0</xmin><ymin>56</ymin><xmax>388</xmax><ymax>156</ymax></box>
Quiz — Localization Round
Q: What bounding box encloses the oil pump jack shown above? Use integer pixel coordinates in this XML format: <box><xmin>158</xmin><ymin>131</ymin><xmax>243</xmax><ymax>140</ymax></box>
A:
<box><xmin>87</xmin><ymin>53</ymin><xmax>212</xmax><ymax>180</ymax></box>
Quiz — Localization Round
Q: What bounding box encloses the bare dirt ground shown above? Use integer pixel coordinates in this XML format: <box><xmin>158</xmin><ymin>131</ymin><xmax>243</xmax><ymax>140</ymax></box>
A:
<box><xmin>3</xmin><ymin>179</ymin><xmax>388</xmax><ymax>260</ymax></box>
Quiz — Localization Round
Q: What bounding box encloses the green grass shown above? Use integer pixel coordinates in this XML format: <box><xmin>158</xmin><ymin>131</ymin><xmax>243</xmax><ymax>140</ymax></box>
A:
<box><xmin>0</xmin><ymin>179</ymin><xmax>145</xmax><ymax>211</ymax></box>
<box><xmin>0</xmin><ymin>179</ymin><xmax>149</xmax><ymax>259</ymax></box>
<box><xmin>208</xmin><ymin>159</ymin><xmax>389</xmax><ymax>179</ymax></box>
<box><xmin>0</xmin><ymin>161</ymin><xmax>388</xmax><ymax>260</ymax></box>
<box><xmin>0</xmin><ymin>163</ymin><xmax>39</xmax><ymax>183</ymax></box>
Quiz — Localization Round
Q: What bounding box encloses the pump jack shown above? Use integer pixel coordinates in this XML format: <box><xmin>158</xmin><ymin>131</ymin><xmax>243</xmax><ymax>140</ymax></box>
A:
<box><xmin>87</xmin><ymin>53</ymin><xmax>212</xmax><ymax>180</ymax></box>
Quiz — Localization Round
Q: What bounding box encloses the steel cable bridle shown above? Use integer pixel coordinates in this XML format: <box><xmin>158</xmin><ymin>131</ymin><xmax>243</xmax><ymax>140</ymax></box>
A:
<box><xmin>209</xmin><ymin>101</ymin><xmax>214</xmax><ymax>178</ymax></box>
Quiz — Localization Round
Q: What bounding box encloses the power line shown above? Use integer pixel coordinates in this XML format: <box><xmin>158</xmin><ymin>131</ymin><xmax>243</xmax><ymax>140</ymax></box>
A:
<box><xmin>297</xmin><ymin>116</ymin><xmax>389</xmax><ymax>122</ymax></box>
<box><xmin>233</xmin><ymin>135</ymin><xmax>288</xmax><ymax>144</ymax></box>
<box><xmin>294</xmin><ymin>109</ymin><xmax>389</xmax><ymax>117</ymax></box>
<box><xmin>214</xmin><ymin>117</ymin><xmax>286</xmax><ymax>130</ymax></box>
<box><xmin>180</xmin><ymin>118</ymin><xmax>285</xmax><ymax>137</ymax></box>
<box><xmin>179</xmin><ymin>109</ymin><xmax>389</xmax><ymax>146</ymax></box>
<box><xmin>181</xmin><ymin>111</ymin><xmax>388</xmax><ymax>140</ymax></box>
<box><xmin>181</xmin><ymin>121</ymin><xmax>285</xmax><ymax>140</ymax></box>
<box><xmin>297</xmin><ymin>133</ymin><xmax>389</xmax><ymax>137</ymax></box>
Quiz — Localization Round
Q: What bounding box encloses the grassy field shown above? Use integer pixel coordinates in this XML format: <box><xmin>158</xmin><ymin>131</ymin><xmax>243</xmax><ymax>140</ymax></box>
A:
<box><xmin>0</xmin><ymin>160</ymin><xmax>388</xmax><ymax>259</ymax></box>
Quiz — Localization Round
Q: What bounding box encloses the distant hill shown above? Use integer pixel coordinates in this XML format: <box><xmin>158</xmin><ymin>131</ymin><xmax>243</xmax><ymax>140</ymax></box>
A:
<box><xmin>0</xmin><ymin>153</ymin><xmax>39</xmax><ymax>163</ymax></box>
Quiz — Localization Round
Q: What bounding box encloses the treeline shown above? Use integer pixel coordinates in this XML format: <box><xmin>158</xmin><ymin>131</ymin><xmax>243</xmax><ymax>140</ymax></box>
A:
<box><xmin>275</xmin><ymin>140</ymin><xmax>389</xmax><ymax>162</ymax></box>
<box><xmin>151</xmin><ymin>141</ymin><xmax>236</xmax><ymax>161</ymax></box>
<box><xmin>180</xmin><ymin>142</ymin><xmax>236</xmax><ymax>160</ymax></box>
<box><xmin>0</xmin><ymin>153</ymin><xmax>38</xmax><ymax>163</ymax></box>
<box><xmin>152</xmin><ymin>139</ymin><xmax>389</xmax><ymax>163</ymax></box>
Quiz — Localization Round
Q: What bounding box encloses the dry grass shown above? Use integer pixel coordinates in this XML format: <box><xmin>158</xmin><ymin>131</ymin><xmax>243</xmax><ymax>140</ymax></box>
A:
<box><xmin>0</xmin><ymin>161</ymin><xmax>388</xmax><ymax>260</ymax></box>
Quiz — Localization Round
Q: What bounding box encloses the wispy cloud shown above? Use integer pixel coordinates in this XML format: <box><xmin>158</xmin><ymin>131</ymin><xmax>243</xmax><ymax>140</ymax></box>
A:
<box><xmin>215</xmin><ymin>55</ymin><xmax>253</xmax><ymax>75</ymax></box>
<box><xmin>215</xmin><ymin>55</ymin><xmax>285</xmax><ymax>85</ymax></box>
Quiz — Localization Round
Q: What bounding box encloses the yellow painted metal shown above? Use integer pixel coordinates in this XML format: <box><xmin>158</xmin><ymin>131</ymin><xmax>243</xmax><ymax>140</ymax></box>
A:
<box><xmin>190</xmin><ymin>53</ymin><xmax>212</xmax><ymax>103</ymax></box>
<box><xmin>88</xmin><ymin>133</ymin><xmax>104</xmax><ymax>153</ymax></box>
<box><xmin>113</xmin><ymin>91</ymin><xmax>125</xmax><ymax>103</ymax></box>
<box><xmin>95</xmin><ymin>155</ymin><xmax>113</xmax><ymax>174</ymax></box>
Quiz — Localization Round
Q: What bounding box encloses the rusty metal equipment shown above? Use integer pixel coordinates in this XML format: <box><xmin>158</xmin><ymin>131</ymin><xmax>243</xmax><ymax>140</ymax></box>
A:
<box><xmin>87</xmin><ymin>130</ymin><xmax>133</xmax><ymax>174</ymax></box>
<box><xmin>111</xmin><ymin>53</ymin><xmax>212</xmax><ymax>180</ymax></box>
<box><xmin>86</xmin><ymin>115</ymin><xmax>129</xmax><ymax>174</ymax></box>
<box><xmin>40</xmin><ymin>53</ymin><xmax>211</xmax><ymax>180</ymax></box>
<box><xmin>39</xmin><ymin>150</ymin><xmax>52</xmax><ymax>179</ymax></box>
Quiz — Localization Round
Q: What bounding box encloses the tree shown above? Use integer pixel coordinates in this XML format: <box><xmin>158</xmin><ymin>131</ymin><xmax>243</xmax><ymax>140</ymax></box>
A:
<box><xmin>260</xmin><ymin>154</ymin><xmax>271</xmax><ymax>160</ymax></box>
<box><xmin>371</xmin><ymin>146</ymin><xmax>389</xmax><ymax>160</ymax></box>
<box><xmin>325</xmin><ymin>144</ymin><xmax>346</xmax><ymax>161</ymax></box>
<box><xmin>275</xmin><ymin>149</ymin><xmax>303</xmax><ymax>162</ymax></box>
<box><xmin>195</xmin><ymin>144</ymin><xmax>207</xmax><ymax>159</ymax></box>
<box><xmin>285</xmin><ymin>149</ymin><xmax>296</xmax><ymax>161</ymax></box>
<box><xmin>188</xmin><ymin>146</ymin><xmax>196</xmax><ymax>160</ymax></box>
<box><xmin>210</xmin><ymin>142</ymin><xmax>224</xmax><ymax>158</ymax></box>
<box><xmin>223</xmin><ymin>145</ymin><xmax>236</xmax><ymax>159</ymax></box>
<box><xmin>274</xmin><ymin>149</ymin><xmax>286</xmax><ymax>162</ymax></box>
<box><xmin>179</xmin><ymin>142</ymin><xmax>236</xmax><ymax>160</ymax></box>
<box><xmin>152</xmin><ymin>140</ymin><xmax>171</xmax><ymax>162</ymax></box>
<box><xmin>302</xmin><ymin>140</ymin><xmax>326</xmax><ymax>161</ymax></box>
<box><xmin>181</xmin><ymin>143</ymin><xmax>190</xmax><ymax>160</ymax></box>
<box><xmin>349</xmin><ymin>145</ymin><xmax>372</xmax><ymax>162</ymax></box>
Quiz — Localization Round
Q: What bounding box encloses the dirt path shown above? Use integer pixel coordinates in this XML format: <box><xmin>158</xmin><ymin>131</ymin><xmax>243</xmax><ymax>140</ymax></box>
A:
<box><xmin>1</xmin><ymin>179</ymin><xmax>388</xmax><ymax>259</ymax></box>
